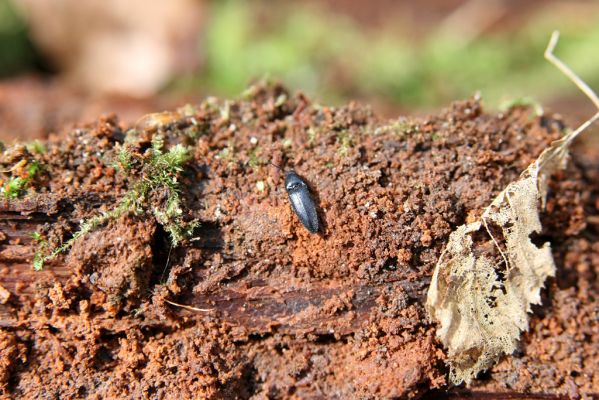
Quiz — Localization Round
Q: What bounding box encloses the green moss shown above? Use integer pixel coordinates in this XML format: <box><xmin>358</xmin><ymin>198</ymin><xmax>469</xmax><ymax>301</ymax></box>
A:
<box><xmin>373</xmin><ymin>119</ymin><xmax>419</xmax><ymax>137</ymax></box>
<box><xmin>3</xmin><ymin>177</ymin><xmax>26</xmax><ymax>199</ymax></box>
<box><xmin>0</xmin><ymin>1</ymin><xmax>38</xmax><ymax>76</ymax></box>
<box><xmin>178</xmin><ymin>104</ymin><xmax>197</xmax><ymax>117</ymax></box>
<box><xmin>217</xmin><ymin>141</ymin><xmax>236</xmax><ymax>166</ymax></box>
<box><xmin>394</xmin><ymin>119</ymin><xmax>420</xmax><ymax>135</ymax></box>
<box><xmin>306</xmin><ymin>127</ymin><xmax>318</xmax><ymax>146</ymax></box>
<box><xmin>337</xmin><ymin>131</ymin><xmax>352</xmax><ymax>156</ymax></box>
<box><xmin>116</xmin><ymin>146</ymin><xmax>134</xmax><ymax>172</ymax></box>
<box><xmin>248</xmin><ymin>148</ymin><xmax>264</xmax><ymax>168</ymax></box>
<box><xmin>34</xmin><ymin>136</ymin><xmax>198</xmax><ymax>270</ymax></box>
<box><xmin>26</xmin><ymin>140</ymin><xmax>46</xmax><ymax>154</ymax></box>
<box><xmin>219</xmin><ymin>101</ymin><xmax>231</xmax><ymax>123</ymax></box>
<box><xmin>30</xmin><ymin>231</ymin><xmax>42</xmax><ymax>242</ymax></box>
<box><xmin>183</xmin><ymin>124</ymin><xmax>204</xmax><ymax>140</ymax></box>
<box><xmin>31</xmin><ymin>232</ymin><xmax>48</xmax><ymax>271</ymax></box>
<box><xmin>2</xmin><ymin>160</ymin><xmax>40</xmax><ymax>199</ymax></box>
<box><xmin>499</xmin><ymin>96</ymin><xmax>544</xmax><ymax>119</ymax></box>
<box><xmin>172</xmin><ymin>1</ymin><xmax>599</xmax><ymax>109</ymax></box>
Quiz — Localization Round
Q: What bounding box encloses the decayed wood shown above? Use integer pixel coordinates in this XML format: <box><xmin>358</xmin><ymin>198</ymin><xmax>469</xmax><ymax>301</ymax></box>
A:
<box><xmin>0</xmin><ymin>196</ymin><xmax>428</xmax><ymax>337</ymax></box>
<box><xmin>1</xmin><ymin>89</ymin><xmax>595</xmax><ymax>397</ymax></box>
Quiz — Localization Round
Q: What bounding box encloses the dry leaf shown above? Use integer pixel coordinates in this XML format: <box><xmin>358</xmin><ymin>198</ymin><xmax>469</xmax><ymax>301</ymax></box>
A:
<box><xmin>426</xmin><ymin>31</ymin><xmax>599</xmax><ymax>385</ymax></box>
<box><xmin>426</xmin><ymin>138</ymin><xmax>565</xmax><ymax>384</ymax></box>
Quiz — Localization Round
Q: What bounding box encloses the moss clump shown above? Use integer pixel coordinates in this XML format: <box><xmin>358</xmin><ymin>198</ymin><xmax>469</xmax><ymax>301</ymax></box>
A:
<box><xmin>336</xmin><ymin>131</ymin><xmax>352</xmax><ymax>156</ymax></box>
<box><xmin>248</xmin><ymin>148</ymin><xmax>265</xmax><ymax>168</ymax></box>
<box><xmin>143</xmin><ymin>135</ymin><xmax>199</xmax><ymax>244</ymax></box>
<box><xmin>26</xmin><ymin>140</ymin><xmax>46</xmax><ymax>155</ymax></box>
<box><xmin>306</xmin><ymin>127</ymin><xmax>318</xmax><ymax>146</ymax></box>
<box><xmin>499</xmin><ymin>96</ymin><xmax>544</xmax><ymax>119</ymax></box>
<box><xmin>216</xmin><ymin>141</ymin><xmax>236</xmax><ymax>166</ymax></box>
<box><xmin>1</xmin><ymin>159</ymin><xmax>41</xmax><ymax>199</ymax></box>
<box><xmin>31</xmin><ymin>232</ymin><xmax>48</xmax><ymax>271</ymax></box>
<box><xmin>34</xmin><ymin>135</ymin><xmax>198</xmax><ymax>270</ymax></box>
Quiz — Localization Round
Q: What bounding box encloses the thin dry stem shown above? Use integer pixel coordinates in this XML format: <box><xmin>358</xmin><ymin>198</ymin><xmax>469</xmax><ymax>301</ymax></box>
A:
<box><xmin>165</xmin><ymin>299</ymin><xmax>212</xmax><ymax>313</ymax></box>
<box><xmin>429</xmin><ymin>31</ymin><xmax>599</xmax><ymax>383</ymax></box>
<box><xmin>562</xmin><ymin>111</ymin><xmax>599</xmax><ymax>148</ymax></box>
<box><xmin>482</xmin><ymin>215</ymin><xmax>509</xmax><ymax>268</ymax></box>
<box><xmin>482</xmin><ymin>30</ymin><xmax>599</xmax><ymax>254</ymax></box>
<box><xmin>545</xmin><ymin>31</ymin><xmax>599</xmax><ymax>110</ymax></box>
<box><xmin>543</xmin><ymin>30</ymin><xmax>599</xmax><ymax>150</ymax></box>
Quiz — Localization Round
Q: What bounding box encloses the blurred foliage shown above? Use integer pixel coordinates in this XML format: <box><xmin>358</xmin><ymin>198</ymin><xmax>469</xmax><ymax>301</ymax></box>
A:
<box><xmin>0</xmin><ymin>0</ymin><xmax>37</xmax><ymax>76</ymax></box>
<box><xmin>175</xmin><ymin>0</ymin><xmax>599</xmax><ymax>108</ymax></box>
<box><xmin>2</xmin><ymin>0</ymin><xmax>599</xmax><ymax>108</ymax></box>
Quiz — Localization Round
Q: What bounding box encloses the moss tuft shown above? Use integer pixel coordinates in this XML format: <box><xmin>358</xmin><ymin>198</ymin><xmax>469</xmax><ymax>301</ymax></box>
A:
<box><xmin>1</xmin><ymin>159</ymin><xmax>41</xmax><ymax>199</ymax></box>
<box><xmin>26</xmin><ymin>140</ymin><xmax>46</xmax><ymax>154</ymax></box>
<box><xmin>337</xmin><ymin>131</ymin><xmax>352</xmax><ymax>156</ymax></box>
<box><xmin>34</xmin><ymin>135</ymin><xmax>198</xmax><ymax>270</ymax></box>
<box><xmin>499</xmin><ymin>96</ymin><xmax>544</xmax><ymax>119</ymax></box>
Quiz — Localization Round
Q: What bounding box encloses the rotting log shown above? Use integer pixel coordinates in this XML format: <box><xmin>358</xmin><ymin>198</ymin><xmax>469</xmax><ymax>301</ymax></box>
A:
<box><xmin>0</xmin><ymin>85</ymin><xmax>597</xmax><ymax>398</ymax></box>
<box><xmin>0</xmin><ymin>194</ymin><xmax>430</xmax><ymax>338</ymax></box>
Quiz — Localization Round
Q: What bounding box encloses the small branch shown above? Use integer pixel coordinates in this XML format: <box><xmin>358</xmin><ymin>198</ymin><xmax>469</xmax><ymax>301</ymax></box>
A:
<box><xmin>545</xmin><ymin>30</ymin><xmax>599</xmax><ymax>110</ymax></box>
<box><xmin>564</xmin><ymin>110</ymin><xmax>599</xmax><ymax>147</ymax></box>
<box><xmin>544</xmin><ymin>30</ymin><xmax>599</xmax><ymax>147</ymax></box>
<box><xmin>481</xmin><ymin>214</ymin><xmax>509</xmax><ymax>268</ymax></box>
<box><xmin>164</xmin><ymin>299</ymin><xmax>212</xmax><ymax>313</ymax></box>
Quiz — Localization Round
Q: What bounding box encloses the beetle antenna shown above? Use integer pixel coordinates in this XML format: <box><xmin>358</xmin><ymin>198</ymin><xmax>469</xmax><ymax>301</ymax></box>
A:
<box><xmin>269</xmin><ymin>161</ymin><xmax>283</xmax><ymax>171</ymax></box>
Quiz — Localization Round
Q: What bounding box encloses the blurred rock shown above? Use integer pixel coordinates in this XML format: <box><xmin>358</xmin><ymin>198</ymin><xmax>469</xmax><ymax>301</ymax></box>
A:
<box><xmin>13</xmin><ymin>0</ymin><xmax>204</xmax><ymax>96</ymax></box>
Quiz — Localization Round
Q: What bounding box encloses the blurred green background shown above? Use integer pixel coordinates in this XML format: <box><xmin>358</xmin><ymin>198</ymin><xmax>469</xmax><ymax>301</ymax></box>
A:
<box><xmin>181</xmin><ymin>0</ymin><xmax>599</xmax><ymax>111</ymax></box>
<box><xmin>1</xmin><ymin>0</ymin><xmax>598</xmax><ymax>139</ymax></box>
<box><xmin>0</xmin><ymin>0</ymin><xmax>37</xmax><ymax>76</ymax></box>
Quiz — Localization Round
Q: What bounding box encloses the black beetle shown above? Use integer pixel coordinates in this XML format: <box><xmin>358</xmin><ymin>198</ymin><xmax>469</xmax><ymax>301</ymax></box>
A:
<box><xmin>284</xmin><ymin>171</ymin><xmax>319</xmax><ymax>234</ymax></box>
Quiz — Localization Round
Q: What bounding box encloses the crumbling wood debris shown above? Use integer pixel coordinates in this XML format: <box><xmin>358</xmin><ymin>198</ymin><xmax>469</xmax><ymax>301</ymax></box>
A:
<box><xmin>0</xmin><ymin>82</ymin><xmax>596</xmax><ymax>397</ymax></box>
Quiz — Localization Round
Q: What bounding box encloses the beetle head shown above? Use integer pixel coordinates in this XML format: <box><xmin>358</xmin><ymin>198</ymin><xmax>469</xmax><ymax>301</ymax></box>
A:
<box><xmin>285</xmin><ymin>171</ymin><xmax>306</xmax><ymax>192</ymax></box>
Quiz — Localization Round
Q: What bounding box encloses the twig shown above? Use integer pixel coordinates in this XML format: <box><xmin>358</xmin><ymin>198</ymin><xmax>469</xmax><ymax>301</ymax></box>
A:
<box><xmin>481</xmin><ymin>214</ymin><xmax>509</xmax><ymax>269</ymax></box>
<box><xmin>481</xmin><ymin>30</ymin><xmax>599</xmax><ymax>267</ymax></box>
<box><xmin>423</xmin><ymin>390</ymin><xmax>580</xmax><ymax>399</ymax></box>
<box><xmin>545</xmin><ymin>31</ymin><xmax>599</xmax><ymax>110</ymax></box>
<box><xmin>543</xmin><ymin>30</ymin><xmax>599</xmax><ymax>151</ymax></box>
<box><xmin>160</xmin><ymin>243</ymin><xmax>173</xmax><ymax>284</ymax></box>
<box><xmin>562</xmin><ymin>111</ymin><xmax>599</xmax><ymax>148</ymax></box>
<box><xmin>164</xmin><ymin>299</ymin><xmax>212</xmax><ymax>313</ymax></box>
